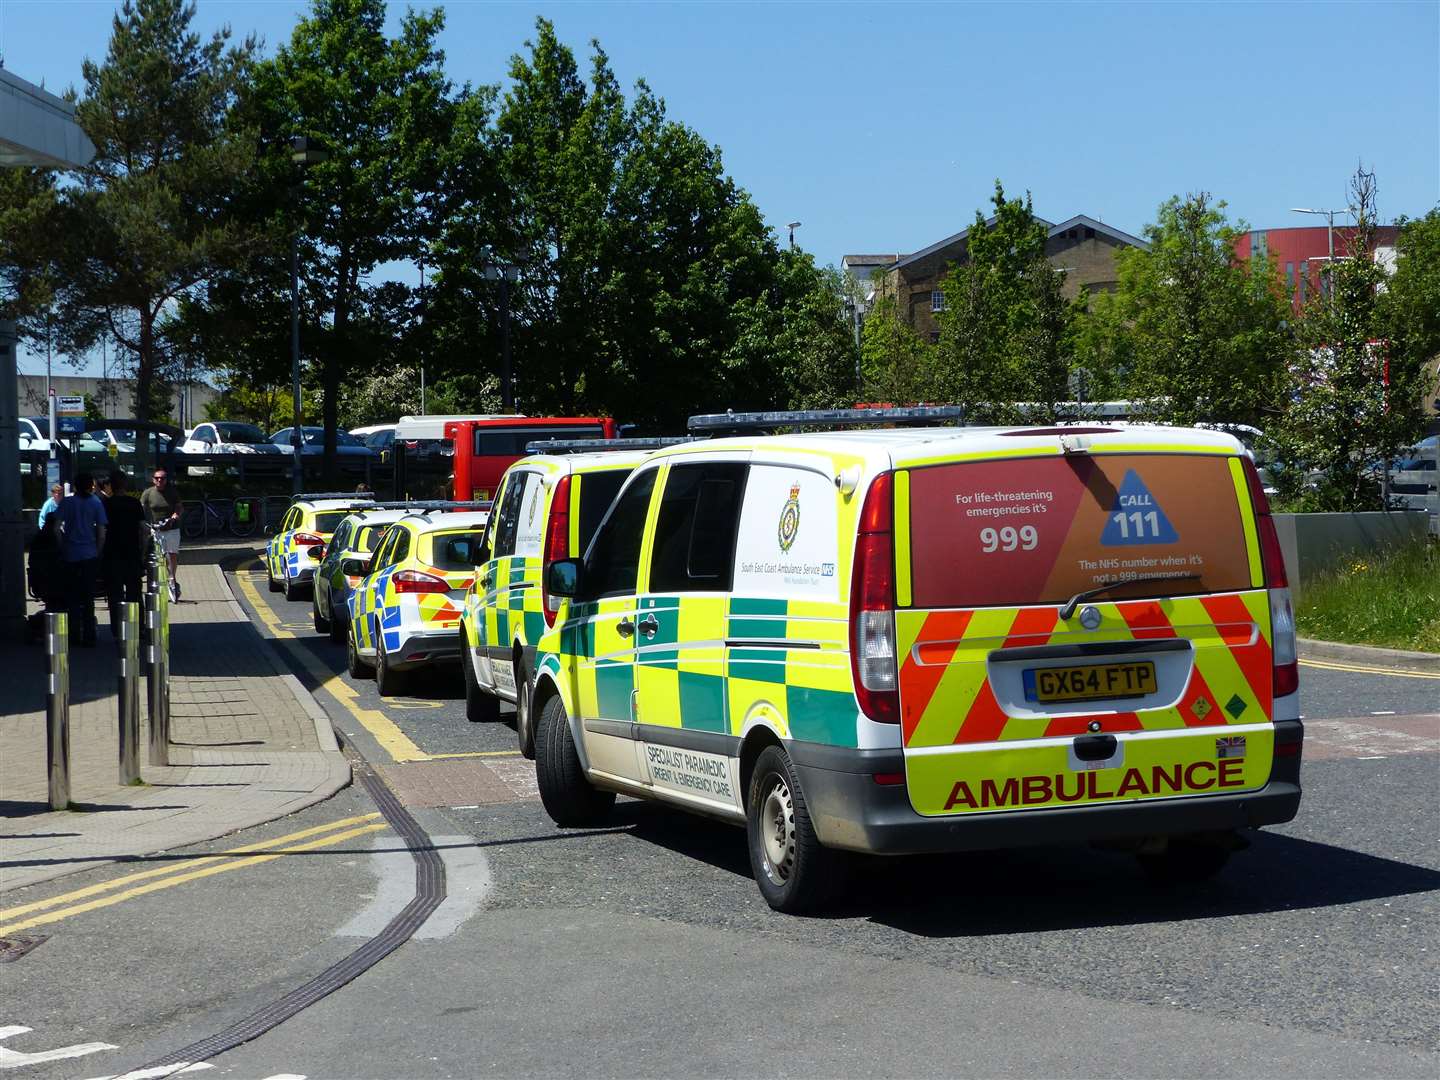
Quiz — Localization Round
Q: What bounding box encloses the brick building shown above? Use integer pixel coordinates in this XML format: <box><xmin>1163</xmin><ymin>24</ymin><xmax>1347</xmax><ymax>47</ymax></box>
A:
<box><xmin>857</xmin><ymin>214</ymin><xmax>1147</xmax><ymax>341</ymax></box>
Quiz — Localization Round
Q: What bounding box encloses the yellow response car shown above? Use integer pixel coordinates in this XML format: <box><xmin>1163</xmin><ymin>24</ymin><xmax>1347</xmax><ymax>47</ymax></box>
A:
<box><xmin>266</xmin><ymin>492</ymin><xmax>374</xmax><ymax>601</ymax></box>
<box><xmin>347</xmin><ymin>506</ymin><xmax>491</xmax><ymax>695</ymax></box>
<box><xmin>530</xmin><ymin>408</ymin><xmax>1302</xmax><ymax>913</ymax></box>
<box><xmin>460</xmin><ymin>441</ymin><xmax>682</xmax><ymax>756</ymax></box>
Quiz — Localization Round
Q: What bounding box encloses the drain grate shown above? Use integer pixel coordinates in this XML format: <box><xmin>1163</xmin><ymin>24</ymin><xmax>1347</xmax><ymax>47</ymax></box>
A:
<box><xmin>0</xmin><ymin>935</ymin><xmax>49</xmax><ymax>963</ymax></box>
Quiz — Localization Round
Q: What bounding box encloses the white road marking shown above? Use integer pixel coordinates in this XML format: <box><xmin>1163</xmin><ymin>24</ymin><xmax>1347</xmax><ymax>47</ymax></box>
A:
<box><xmin>0</xmin><ymin>1025</ymin><xmax>118</xmax><ymax>1070</ymax></box>
<box><xmin>336</xmin><ymin>835</ymin><xmax>492</xmax><ymax>941</ymax></box>
<box><xmin>1371</xmin><ymin>710</ymin><xmax>1397</xmax><ymax>715</ymax></box>
<box><xmin>85</xmin><ymin>1063</ymin><xmax>214</xmax><ymax>1079</ymax></box>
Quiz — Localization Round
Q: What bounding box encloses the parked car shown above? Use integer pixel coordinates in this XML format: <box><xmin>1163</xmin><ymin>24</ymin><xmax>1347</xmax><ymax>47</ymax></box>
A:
<box><xmin>268</xmin><ymin>426</ymin><xmax>374</xmax><ymax>458</ymax></box>
<box><xmin>20</xmin><ymin>417</ymin><xmax>109</xmax><ymax>455</ymax></box>
<box><xmin>181</xmin><ymin>421</ymin><xmax>281</xmax><ymax>456</ymax></box>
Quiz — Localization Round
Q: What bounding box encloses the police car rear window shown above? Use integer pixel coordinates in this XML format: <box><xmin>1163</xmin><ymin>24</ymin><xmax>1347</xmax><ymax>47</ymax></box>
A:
<box><xmin>356</xmin><ymin>525</ymin><xmax>385</xmax><ymax>552</ymax></box>
<box><xmin>431</xmin><ymin>530</ymin><xmax>486</xmax><ymax>569</ymax></box>
<box><xmin>905</xmin><ymin>454</ymin><xmax>1255</xmax><ymax>609</ymax></box>
<box><xmin>314</xmin><ymin>511</ymin><xmax>350</xmax><ymax>533</ymax></box>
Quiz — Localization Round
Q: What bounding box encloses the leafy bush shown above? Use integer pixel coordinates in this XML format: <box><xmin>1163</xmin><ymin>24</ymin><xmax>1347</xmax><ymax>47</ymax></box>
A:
<box><xmin>1296</xmin><ymin>540</ymin><xmax>1440</xmax><ymax>652</ymax></box>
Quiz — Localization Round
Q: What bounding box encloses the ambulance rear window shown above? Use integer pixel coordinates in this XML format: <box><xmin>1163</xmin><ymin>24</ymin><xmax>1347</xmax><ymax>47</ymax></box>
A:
<box><xmin>905</xmin><ymin>453</ymin><xmax>1255</xmax><ymax>609</ymax></box>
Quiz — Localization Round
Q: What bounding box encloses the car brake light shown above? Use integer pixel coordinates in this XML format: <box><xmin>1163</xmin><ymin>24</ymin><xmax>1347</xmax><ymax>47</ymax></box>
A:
<box><xmin>392</xmin><ymin>569</ymin><xmax>449</xmax><ymax>594</ymax></box>
<box><xmin>542</xmin><ymin>475</ymin><xmax>572</xmax><ymax>627</ymax></box>
<box><xmin>849</xmin><ymin>472</ymin><xmax>898</xmax><ymax>723</ymax></box>
<box><xmin>294</xmin><ymin>532</ymin><xmax>323</xmax><ymax>547</ymax></box>
<box><xmin>1242</xmin><ymin>458</ymin><xmax>1297</xmax><ymax>696</ymax></box>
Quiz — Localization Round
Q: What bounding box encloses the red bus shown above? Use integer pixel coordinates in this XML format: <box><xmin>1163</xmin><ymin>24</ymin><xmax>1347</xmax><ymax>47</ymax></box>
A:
<box><xmin>443</xmin><ymin>415</ymin><xmax>618</xmax><ymax>501</ymax></box>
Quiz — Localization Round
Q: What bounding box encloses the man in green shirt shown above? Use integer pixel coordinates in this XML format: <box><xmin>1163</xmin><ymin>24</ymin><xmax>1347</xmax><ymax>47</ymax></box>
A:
<box><xmin>140</xmin><ymin>467</ymin><xmax>183</xmax><ymax>600</ymax></box>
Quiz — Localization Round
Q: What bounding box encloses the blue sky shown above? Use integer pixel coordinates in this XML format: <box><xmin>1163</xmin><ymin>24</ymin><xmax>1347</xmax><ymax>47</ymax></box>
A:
<box><xmin>5</xmin><ymin>0</ymin><xmax>1438</xmax><ymax>376</ymax></box>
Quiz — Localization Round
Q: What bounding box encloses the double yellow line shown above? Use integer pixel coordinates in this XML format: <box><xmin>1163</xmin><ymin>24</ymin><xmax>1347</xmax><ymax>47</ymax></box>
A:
<box><xmin>0</xmin><ymin>814</ymin><xmax>387</xmax><ymax>937</ymax></box>
<box><xmin>232</xmin><ymin>569</ymin><xmax>521</xmax><ymax>764</ymax></box>
<box><xmin>1299</xmin><ymin>657</ymin><xmax>1440</xmax><ymax>681</ymax></box>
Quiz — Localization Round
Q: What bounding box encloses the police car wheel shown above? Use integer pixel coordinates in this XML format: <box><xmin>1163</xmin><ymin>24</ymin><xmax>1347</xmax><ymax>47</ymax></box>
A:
<box><xmin>746</xmin><ymin>745</ymin><xmax>843</xmax><ymax>914</ymax></box>
<box><xmin>328</xmin><ymin>600</ymin><xmax>346</xmax><ymax>644</ymax></box>
<box><xmin>266</xmin><ymin>559</ymin><xmax>281</xmax><ymax>593</ymax></box>
<box><xmin>462</xmin><ymin>631</ymin><xmax>499</xmax><ymax>723</ymax></box>
<box><xmin>283</xmin><ymin>567</ymin><xmax>302</xmax><ymax>602</ymax></box>
<box><xmin>514</xmin><ymin>659</ymin><xmax>535</xmax><ymax>759</ymax></box>
<box><xmin>347</xmin><ymin>622</ymin><xmax>370</xmax><ymax>679</ymax></box>
<box><xmin>376</xmin><ymin>626</ymin><xmax>406</xmax><ymax>696</ymax></box>
<box><xmin>1137</xmin><ymin>837</ymin><xmax>1233</xmax><ymax>885</ymax></box>
<box><xmin>312</xmin><ymin>590</ymin><xmax>330</xmax><ymax>633</ymax></box>
<box><xmin>535</xmin><ymin>694</ymin><xmax>614</xmax><ymax>827</ymax></box>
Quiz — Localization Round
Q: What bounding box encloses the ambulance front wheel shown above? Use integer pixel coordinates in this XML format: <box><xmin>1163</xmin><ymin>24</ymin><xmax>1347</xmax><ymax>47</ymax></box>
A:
<box><xmin>535</xmin><ymin>694</ymin><xmax>614</xmax><ymax>827</ymax></box>
<box><xmin>461</xmin><ymin>630</ymin><xmax>499</xmax><ymax>723</ymax></box>
<box><xmin>746</xmin><ymin>745</ymin><xmax>846</xmax><ymax>914</ymax></box>
<box><xmin>1137</xmin><ymin>834</ymin><xmax>1234</xmax><ymax>885</ymax></box>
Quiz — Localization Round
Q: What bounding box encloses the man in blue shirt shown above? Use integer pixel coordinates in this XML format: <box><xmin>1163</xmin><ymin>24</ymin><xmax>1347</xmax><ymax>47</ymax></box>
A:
<box><xmin>37</xmin><ymin>483</ymin><xmax>63</xmax><ymax>530</ymax></box>
<box><xmin>52</xmin><ymin>472</ymin><xmax>108</xmax><ymax>647</ymax></box>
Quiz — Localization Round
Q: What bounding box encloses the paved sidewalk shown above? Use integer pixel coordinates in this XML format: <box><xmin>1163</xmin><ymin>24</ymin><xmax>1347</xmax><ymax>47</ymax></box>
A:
<box><xmin>0</xmin><ymin>563</ymin><xmax>350</xmax><ymax>893</ymax></box>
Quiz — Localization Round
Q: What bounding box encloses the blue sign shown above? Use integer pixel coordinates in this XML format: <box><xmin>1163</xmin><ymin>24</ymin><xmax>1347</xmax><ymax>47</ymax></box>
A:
<box><xmin>1100</xmin><ymin>469</ymin><xmax>1178</xmax><ymax>546</ymax></box>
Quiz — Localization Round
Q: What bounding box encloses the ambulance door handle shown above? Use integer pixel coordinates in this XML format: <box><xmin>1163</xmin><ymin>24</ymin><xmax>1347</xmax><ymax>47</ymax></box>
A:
<box><xmin>616</xmin><ymin>617</ymin><xmax>635</xmax><ymax>638</ymax></box>
<box><xmin>638</xmin><ymin>615</ymin><xmax>659</xmax><ymax>639</ymax></box>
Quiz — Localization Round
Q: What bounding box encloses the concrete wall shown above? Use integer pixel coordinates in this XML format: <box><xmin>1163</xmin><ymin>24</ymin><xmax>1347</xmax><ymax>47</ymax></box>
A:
<box><xmin>1273</xmin><ymin>511</ymin><xmax>1431</xmax><ymax>601</ymax></box>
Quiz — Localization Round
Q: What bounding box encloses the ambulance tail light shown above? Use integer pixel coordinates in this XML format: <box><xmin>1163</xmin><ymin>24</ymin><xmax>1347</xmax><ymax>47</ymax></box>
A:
<box><xmin>1243</xmin><ymin>458</ymin><xmax>1298</xmax><ymax>697</ymax></box>
<box><xmin>850</xmin><ymin>472</ymin><xmax>899</xmax><ymax>724</ymax></box>
<box><xmin>294</xmin><ymin>532</ymin><xmax>323</xmax><ymax>548</ymax></box>
<box><xmin>541</xmin><ymin>475</ymin><xmax>572</xmax><ymax>626</ymax></box>
<box><xmin>392</xmin><ymin>569</ymin><xmax>449</xmax><ymax>594</ymax></box>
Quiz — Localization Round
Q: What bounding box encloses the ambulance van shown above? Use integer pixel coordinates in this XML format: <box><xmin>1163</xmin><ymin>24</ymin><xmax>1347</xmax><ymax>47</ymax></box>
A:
<box><xmin>530</xmin><ymin>410</ymin><xmax>1303</xmax><ymax>913</ymax></box>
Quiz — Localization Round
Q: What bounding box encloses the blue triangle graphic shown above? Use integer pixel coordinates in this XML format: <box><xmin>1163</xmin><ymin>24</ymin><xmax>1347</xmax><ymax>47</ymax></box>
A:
<box><xmin>1100</xmin><ymin>470</ymin><xmax>1179</xmax><ymax>546</ymax></box>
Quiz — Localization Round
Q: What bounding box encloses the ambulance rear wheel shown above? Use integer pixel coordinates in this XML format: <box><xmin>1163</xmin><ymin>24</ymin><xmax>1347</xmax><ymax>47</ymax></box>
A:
<box><xmin>514</xmin><ymin>658</ymin><xmax>535</xmax><ymax>760</ymax></box>
<box><xmin>746</xmin><ymin>745</ymin><xmax>844</xmax><ymax>915</ymax></box>
<box><xmin>536</xmin><ymin>695</ymin><xmax>614</xmax><ymax>827</ymax></box>
<box><xmin>1138</xmin><ymin>836</ymin><xmax>1233</xmax><ymax>885</ymax></box>
<box><xmin>462</xmin><ymin>630</ymin><xmax>499</xmax><ymax>723</ymax></box>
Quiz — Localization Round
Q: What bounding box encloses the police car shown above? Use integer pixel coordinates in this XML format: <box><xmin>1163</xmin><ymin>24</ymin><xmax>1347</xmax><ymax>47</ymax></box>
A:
<box><xmin>312</xmin><ymin>503</ymin><xmax>420</xmax><ymax>643</ymax></box>
<box><xmin>266</xmin><ymin>492</ymin><xmax>374</xmax><ymax>601</ymax></box>
<box><xmin>460</xmin><ymin>439</ymin><xmax>691</xmax><ymax>756</ymax></box>
<box><xmin>346</xmin><ymin>504</ymin><xmax>491</xmax><ymax>695</ymax></box>
<box><xmin>528</xmin><ymin>408</ymin><xmax>1303</xmax><ymax>913</ymax></box>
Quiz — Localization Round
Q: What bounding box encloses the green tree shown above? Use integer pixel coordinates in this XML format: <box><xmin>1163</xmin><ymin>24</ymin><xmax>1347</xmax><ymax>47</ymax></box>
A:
<box><xmin>859</xmin><ymin>295</ymin><xmax>938</xmax><ymax>404</ymax></box>
<box><xmin>51</xmin><ymin>0</ymin><xmax>259</xmax><ymax>422</ymax></box>
<box><xmin>255</xmin><ymin>0</ymin><xmax>455</xmax><ymax>480</ymax></box>
<box><xmin>1380</xmin><ymin>207</ymin><xmax>1440</xmax><ymax>418</ymax></box>
<box><xmin>1080</xmin><ymin>193</ymin><xmax>1290</xmax><ymax>427</ymax></box>
<box><xmin>934</xmin><ymin>182</ymin><xmax>1082</xmax><ymax>421</ymax></box>
<box><xmin>1275</xmin><ymin>168</ymin><xmax>1426</xmax><ymax>510</ymax></box>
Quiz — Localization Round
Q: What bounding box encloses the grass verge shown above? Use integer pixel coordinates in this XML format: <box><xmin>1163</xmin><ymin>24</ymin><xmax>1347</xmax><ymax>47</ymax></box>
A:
<box><xmin>1296</xmin><ymin>540</ymin><xmax>1440</xmax><ymax>652</ymax></box>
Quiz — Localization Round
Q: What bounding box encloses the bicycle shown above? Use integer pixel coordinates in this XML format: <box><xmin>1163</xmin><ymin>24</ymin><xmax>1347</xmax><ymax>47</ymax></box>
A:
<box><xmin>180</xmin><ymin>495</ymin><xmax>260</xmax><ymax>539</ymax></box>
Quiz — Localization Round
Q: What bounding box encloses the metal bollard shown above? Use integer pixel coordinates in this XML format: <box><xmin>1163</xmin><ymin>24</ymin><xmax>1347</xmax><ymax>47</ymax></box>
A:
<box><xmin>146</xmin><ymin>592</ymin><xmax>169</xmax><ymax>766</ymax></box>
<box><xmin>118</xmin><ymin>600</ymin><xmax>141</xmax><ymax>784</ymax></box>
<box><xmin>46</xmin><ymin>612</ymin><xmax>70</xmax><ymax>811</ymax></box>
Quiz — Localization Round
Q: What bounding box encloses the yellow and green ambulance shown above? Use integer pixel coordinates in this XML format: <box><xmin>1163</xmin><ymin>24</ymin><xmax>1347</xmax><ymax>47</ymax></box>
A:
<box><xmin>530</xmin><ymin>409</ymin><xmax>1303</xmax><ymax>913</ymax></box>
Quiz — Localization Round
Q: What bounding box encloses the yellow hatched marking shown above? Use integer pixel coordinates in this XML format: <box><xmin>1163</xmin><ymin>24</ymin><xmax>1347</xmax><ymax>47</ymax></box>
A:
<box><xmin>1240</xmin><ymin>589</ymin><xmax>1271</xmax><ymax>648</ymax></box>
<box><xmin>1228</xmin><ymin>457</ymin><xmax>1264</xmax><ymax>588</ymax></box>
<box><xmin>893</xmin><ymin>469</ymin><xmax>913</xmax><ymax>608</ymax></box>
<box><xmin>0</xmin><ymin>822</ymin><xmax>388</xmax><ymax>937</ymax></box>
<box><xmin>906</xmin><ymin>607</ymin><xmax>1018</xmax><ymax>748</ymax></box>
<box><xmin>1170</xmin><ymin>596</ymin><xmax>1261</xmax><ymax>723</ymax></box>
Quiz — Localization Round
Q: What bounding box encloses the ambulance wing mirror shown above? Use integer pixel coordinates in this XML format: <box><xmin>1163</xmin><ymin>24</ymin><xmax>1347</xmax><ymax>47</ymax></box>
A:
<box><xmin>547</xmin><ymin>558</ymin><xmax>582</xmax><ymax>599</ymax></box>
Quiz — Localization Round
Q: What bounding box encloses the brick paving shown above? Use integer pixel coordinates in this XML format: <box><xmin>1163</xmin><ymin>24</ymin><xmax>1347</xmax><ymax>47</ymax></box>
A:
<box><xmin>0</xmin><ymin>563</ymin><xmax>349</xmax><ymax>893</ymax></box>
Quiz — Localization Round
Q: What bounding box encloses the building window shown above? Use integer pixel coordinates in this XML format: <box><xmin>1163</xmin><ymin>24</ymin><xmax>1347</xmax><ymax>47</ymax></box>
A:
<box><xmin>931</xmin><ymin>290</ymin><xmax>945</xmax><ymax>313</ymax></box>
<box><xmin>1299</xmin><ymin>260</ymin><xmax>1309</xmax><ymax>302</ymax></box>
<box><xmin>1286</xmin><ymin>261</ymin><xmax>1295</xmax><ymax>293</ymax></box>
<box><xmin>1250</xmin><ymin>232</ymin><xmax>1269</xmax><ymax>259</ymax></box>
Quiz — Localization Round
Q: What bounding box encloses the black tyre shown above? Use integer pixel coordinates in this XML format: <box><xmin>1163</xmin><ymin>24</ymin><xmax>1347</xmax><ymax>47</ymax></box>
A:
<box><xmin>328</xmin><ymin>597</ymin><xmax>347</xmax><ymax>644</ymax></box>
<box><xmin>462</xmin><ymin>628</ymin><xmax>500</xmax><ymax>723</ymax></box>
<box><xmin>347</xmin><ymin>622</ymin><xmax>370</xmax><ymax>679</ymax></box>
<box><xmin>1138</xmin><ymin>837</ymin><xmax>1233</xmax><ymax>885</ymax></box>
<box><xmin>181</xmin><ymin>506</ymin><xmax>206</xmax><ymax>540</ymax></box>
<box><xmin>282</xmin><ymin>566</ymin><xmax>303</xmax><ymax>602</ymax></box>
<box><xmin>536</xmin><ymin>693</ymin><xmax>614</xmax><ymax>827</ymax></box>
<box><xmin>746</xmin><ymin>744</ymin><xmax>845</xmax><ymax>914</ymax></box>
<box><xmin>312</xmin><ymin>588</ymin><xmax>330</xmax><ymax>633</ymax></box>
<box><xmin>375</xmin><ymin>623</ymin><xmax>406</xmax><ymax>697</ymax></box>
<box><xmin>514</xmin><ymin>655</ymin><xmax>535</xmax><ymax>759</ymax></box>
<box><xmin>266</xmin><ymin>556</ymin><xmax>281</xmax><ymax>593</ymax></box>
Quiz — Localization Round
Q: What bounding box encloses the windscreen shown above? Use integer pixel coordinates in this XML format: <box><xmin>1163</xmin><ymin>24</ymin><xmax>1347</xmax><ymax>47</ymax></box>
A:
<box><xmin>906</xmin><ymin>454</ymin><xmax>1255</xmax><ymax>609</ymax></box>
<box><xmin>217</xmin><ymin>423</ymin><xmax>268</xmax><ymax>443</ymax></box>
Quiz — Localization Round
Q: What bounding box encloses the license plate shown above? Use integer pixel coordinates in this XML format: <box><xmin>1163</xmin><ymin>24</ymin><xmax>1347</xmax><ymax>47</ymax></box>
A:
<box><xmin>1023</xmin><ymin>661</ymin><xmax>1157</xmax><ymax>703</ymax></box>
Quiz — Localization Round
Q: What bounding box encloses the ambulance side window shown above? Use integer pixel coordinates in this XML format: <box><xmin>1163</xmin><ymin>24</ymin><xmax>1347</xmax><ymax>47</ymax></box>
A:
<box><xmin>391</xmin><ymin>528</ymin><xmax>411</xmax><ymax>566</ymax></box>
<box><xmin>492</xmin><ymin>472</ymin><xmax>533</xmax><ymax>559</ymax></box>
<box><xmin>649</xmin><ymin>463</ymin><xmax>748</xmax><ymax>593</ymax></box>
<box><xmin>584</xmin><ymin>469</ymin><xmax>658</xmax><ymax>599</ymax></box>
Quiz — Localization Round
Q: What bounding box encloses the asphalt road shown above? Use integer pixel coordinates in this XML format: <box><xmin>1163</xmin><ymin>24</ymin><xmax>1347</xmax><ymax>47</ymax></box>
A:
<box><xmin>3</xmin><ymin>562</ymin><xmax>1435</xmax><ymax>1079</ymax></box>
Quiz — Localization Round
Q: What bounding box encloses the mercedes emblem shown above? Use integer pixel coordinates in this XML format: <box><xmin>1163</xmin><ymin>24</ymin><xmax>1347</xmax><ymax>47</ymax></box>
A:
<box><xmin>1078</xmin><ymin>605</ymin><xmax>1102</xmax><ymax>630</ymax></box>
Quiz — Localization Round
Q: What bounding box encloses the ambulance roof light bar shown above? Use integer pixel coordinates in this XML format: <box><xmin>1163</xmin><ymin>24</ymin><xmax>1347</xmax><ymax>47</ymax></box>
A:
<box><xmin>291</xmin><ymin>491</ymin><xmax>377</xmax><ymax>504</ymax></box>
<box><xmin>687</xmin><ymin>406</ymin><xmax>968</xmax><ymax>435</ymax></box>
<box><xmin>524</xmin><ymin>436</ymin><xmax>700</xmax><ymax>454</ymax></box>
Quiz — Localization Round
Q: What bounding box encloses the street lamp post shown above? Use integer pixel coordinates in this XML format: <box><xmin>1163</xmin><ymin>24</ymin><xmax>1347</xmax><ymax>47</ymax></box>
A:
<box><xmin>289</xmin><ymin>136</ymin><xmax>327</xmax><ymax>493</ymax></box>
<box><xmin>787</xmin><ymin>221</ymin><xmax>802</xmax><ymax>250</ymax></box>
<box><xmin>1290</xmin><ymin>206</ymin><xmax>1350</xmax><ymax>304</ymax></box>
<box><xmin>480</xmin><ymin>248</ymin><xmax>520</xmax><ymax>412</ymax></box>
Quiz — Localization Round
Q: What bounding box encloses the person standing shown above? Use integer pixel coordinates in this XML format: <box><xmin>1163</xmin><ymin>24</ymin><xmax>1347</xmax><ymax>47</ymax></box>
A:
<box><xmin>52</xmin><ymin>471</ymin><xmax>108</xmax><ymax>647</ymax></box>
<box><xmin>37</xmin><ymin>483</ymin><xmax>64</xmax><ymax>530</ymax></box>
<box><xmin>141</xmin><ymin>467</ymin><xmax>183</xmax><ymax>601</ymax></box>
<box><xmin>102</xmin><ymin>469</ymin><xmax>147</xmax><ymax>640</ymax></box>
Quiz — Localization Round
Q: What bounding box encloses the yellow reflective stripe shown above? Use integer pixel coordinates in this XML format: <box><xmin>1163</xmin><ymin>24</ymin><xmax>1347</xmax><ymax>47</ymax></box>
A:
<box><xmin>1228</xmin><ymin>456</ymin><xmax>1264</xmax><ymax>589</ymax></box>
<box><xmin>893</xmin><ymin>469</ymin><xmax>912</xmax><ymax>608</ymax></box>
<box><xmin>901</xmin><ymin>446</ymin><xmax>1057</xmax><ymax>468</ymax></box>
<box><xmin>634</xmin><ymin>463</ymin><xmax>668</xmax><ymax>595</ymax></box>
<box><xmin>1093</xmin><ymin>443</ymin><xmax>1232</xmax><ymax>455</ymax></box>
<box><xmin>568</xmin><ymin>473</ymin><xmax>582</xmax><ymax>555</ymax></box>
